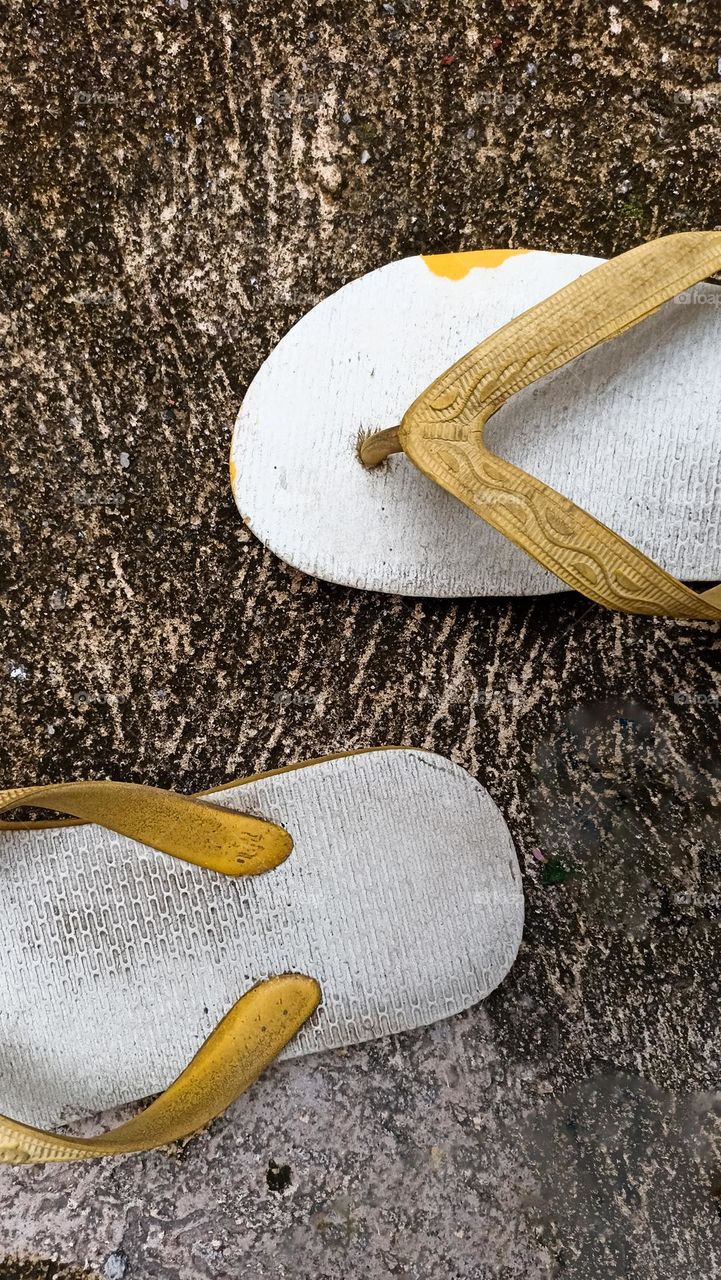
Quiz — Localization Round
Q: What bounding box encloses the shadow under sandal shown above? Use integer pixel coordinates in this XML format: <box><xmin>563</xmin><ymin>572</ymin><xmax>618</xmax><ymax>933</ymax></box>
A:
<box><xmin>0</xmin><ymin>748</ymin><xmax>523</xmax><ymax>1163</ymax></box>
<box><xmin>231</xmin><ymin>232</ymin><xmax>721</xmax><ymax>617</ymax></box>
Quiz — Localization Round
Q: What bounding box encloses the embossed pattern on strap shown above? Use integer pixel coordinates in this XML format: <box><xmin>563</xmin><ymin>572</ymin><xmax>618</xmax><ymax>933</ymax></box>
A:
<box><xmin>400</xmin><ymin>232</ymin><xmax>721</xmax><ymax>618</ymax></box>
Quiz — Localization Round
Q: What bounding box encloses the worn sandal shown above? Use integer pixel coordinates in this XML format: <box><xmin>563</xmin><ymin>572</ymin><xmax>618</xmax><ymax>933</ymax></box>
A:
<box><xmin>0</xmin><ymin>748</ymin><xmax>522</xmax><ymax>1163</ymax></box>
<box><xmin>231</xmin><ymin>232</ymin><xmax>721</xmax><ymax>617</ymax></box>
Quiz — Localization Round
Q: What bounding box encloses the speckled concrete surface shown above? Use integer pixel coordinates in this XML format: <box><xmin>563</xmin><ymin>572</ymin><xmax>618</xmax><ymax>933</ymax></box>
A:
<box><xmin>1</xmin><ymin>2</ymin><xmax>721</xmax><ymax>1277</ymax></box>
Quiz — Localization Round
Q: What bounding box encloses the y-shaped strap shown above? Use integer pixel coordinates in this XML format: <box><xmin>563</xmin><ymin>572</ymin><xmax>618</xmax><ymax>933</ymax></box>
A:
<box><xmin>0</xmin><ymin>782</ymin><xmax>319</xmax><ymax>1163</ymax></box>
<box><xmin>379</xmin><ymin>232</ymin><xmax>721</xmax><ymax>618</ymax></box>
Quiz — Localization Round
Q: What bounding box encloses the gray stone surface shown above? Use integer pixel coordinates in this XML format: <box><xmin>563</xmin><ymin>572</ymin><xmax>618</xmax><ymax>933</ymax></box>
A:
<box><xmin>1</xmin><ymin>2</ymin><xmax>720</xmax><ymax>1277</ymax></box>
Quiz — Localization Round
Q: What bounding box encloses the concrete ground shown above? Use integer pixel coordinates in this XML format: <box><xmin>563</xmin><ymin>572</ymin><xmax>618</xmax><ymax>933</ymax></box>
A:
<box><xmin>1</xmin><ymin>1</ymin><xmax>720</xmax><ymax>1276</ymax></box>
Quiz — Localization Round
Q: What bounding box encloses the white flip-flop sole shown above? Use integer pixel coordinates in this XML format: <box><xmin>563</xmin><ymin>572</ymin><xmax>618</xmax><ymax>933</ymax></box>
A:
<box><xmin>231</xmin><ymin>248</ymin><xmax>721</xmax><ymax>597</ymax></box>
<box><xmin>0</xmin><ymin>749</ymin><xmax>523</xmax><ymax>1129</ymax></box>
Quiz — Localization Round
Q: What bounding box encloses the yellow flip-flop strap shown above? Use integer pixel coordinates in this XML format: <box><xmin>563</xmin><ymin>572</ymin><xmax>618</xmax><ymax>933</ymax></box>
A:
<box><xmin>400</xmin><ymin>231</ymin><xmax>721</xmax><ymax>618</ymax></box>
<box><xmin>0</xmin><ymin>781</ymin><xmax>317</xmax><ymax>1163</ymax></box>
<box><xmin>0</xmin><ymin>975</ymin><xmax>321</xmax><ymax>1164</ymax></box>
<box><xmin>0</xmin><ymin>780</ymin><xmax>292</xmax><ymax>875</ymax></box>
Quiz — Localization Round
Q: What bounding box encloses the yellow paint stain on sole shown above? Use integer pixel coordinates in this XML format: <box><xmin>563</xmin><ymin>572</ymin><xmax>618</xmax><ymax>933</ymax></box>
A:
<box><xmin>229</xmin><ymin>455</ymin><xmax>237</xmax><ymax>488</ymax></box>
<box><xmin>422</xmin><ymin>248</ymin><xmax>530</xmax><ymax>280</ymax></box>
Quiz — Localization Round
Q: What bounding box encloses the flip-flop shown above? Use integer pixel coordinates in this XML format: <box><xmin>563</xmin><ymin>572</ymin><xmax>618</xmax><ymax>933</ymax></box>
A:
<box><xmin>231</xmin><ymin>232</ymin><xmax>721</xmax><ymax>618</ymax></box>
<box><xmin>0</xmin><ymin>748</ymin><xmax>522</xmax><ymax>1164</ymax></box>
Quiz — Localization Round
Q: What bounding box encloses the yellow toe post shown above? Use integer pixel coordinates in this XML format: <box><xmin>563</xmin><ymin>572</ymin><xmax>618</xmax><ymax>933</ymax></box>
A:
<box><xmin>0</xmin><ymin>974</ymin><xmax>321</xmax><ymax>1164</ymax></box>
<box><xmin>359</xmin><ymin>425</ymin><xmax>403</xmax><ymax>469</ymax></box>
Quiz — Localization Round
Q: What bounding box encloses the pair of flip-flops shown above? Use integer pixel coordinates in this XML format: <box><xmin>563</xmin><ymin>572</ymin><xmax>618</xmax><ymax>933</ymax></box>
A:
<box><xmin>2</xmin><ymin>233</ymin><xmax>719</xmax><ymax>1164</ymax></box>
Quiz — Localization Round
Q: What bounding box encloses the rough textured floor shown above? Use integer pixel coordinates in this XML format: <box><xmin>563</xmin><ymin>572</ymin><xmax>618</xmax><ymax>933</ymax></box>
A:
<box><xmin>1</xmin><ymin>2</ymin><xmax>720</xmax><ymax>1277</ymax></box>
